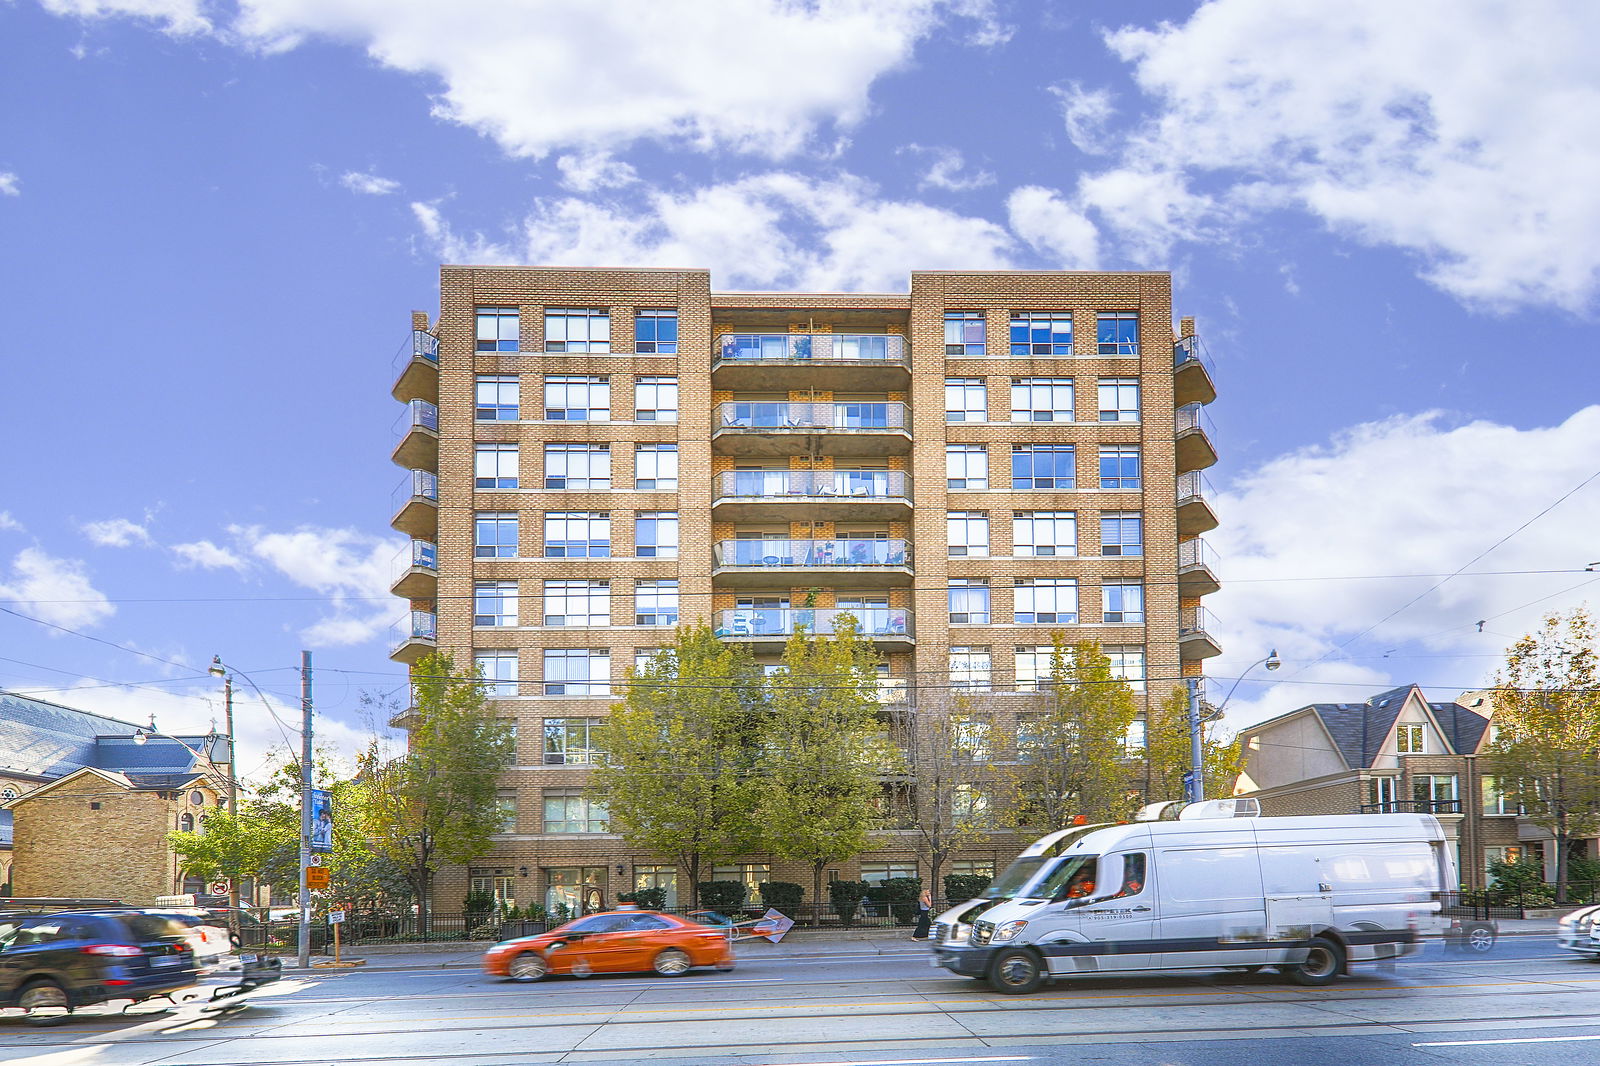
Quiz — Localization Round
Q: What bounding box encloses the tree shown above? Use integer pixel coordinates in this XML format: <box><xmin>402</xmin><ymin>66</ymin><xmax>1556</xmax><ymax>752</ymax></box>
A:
<box><xmin>589</xmin><ymin>624</ymin><xmax>766</xmax><ymax>907</ymax></box>
<box><xmin>168</xmin><ymin>803</ymin><xmax>290</xmax><ymax>898</ymax></box>
<box><xmin>997</xmin><ymin>637</ymin><xmax>1141</xmax><ymax>833</ymax></box>
<box><xmin>1484</xmin><ymin>609</ymin><xmax>1600</xmax><ymax>903</ymax></box>
<box><xmin>755</xmin><ymin>615</ymin><xmax>896</xmax><ymax>923</ymax></box>
<box><xmin>1143</xmin><ymin>685</ymin><xmax>1243</xmax><ymax>804</ymax></box>
<box><xmin>892</xmin><ymin>687</ymin><xmax>997</xmax><ymax>900</ymax></box>
<box><xmin>363</xmin><ymin>651</ymin><xmax>516</xmax><ymax>915</ymax></box>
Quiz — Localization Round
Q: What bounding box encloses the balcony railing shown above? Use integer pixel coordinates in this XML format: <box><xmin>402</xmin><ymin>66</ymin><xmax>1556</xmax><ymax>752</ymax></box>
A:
<box><xmin>1178</xmin><ymin>538</ymin><xmax>1216</xmax><ymax>571</ymax></box>
<box><xmin>1179</xmin><ymin>605</ymin><xmax>1216</xmax><ymax>637</ymax></box>
<box><xmin>717</xmin><ymin>333</ymin><xmax>908</xmax><ymax>366</ymax></box>
<box><xmin>1173</xmin><ymin>335</ymin><xmax>1210</xmax><ymax>371</ymax></box>
<box><xmin>716</xmin><ymin>401</ymin><xmax>908</xmax><ymax>431</ymax></box>
<box><xmin>714</xmin><ymin>538</ymin><xmax>910</xmax><ymax>569</ymax></box>
<box><xmin>410</xmin><ymin>540</ymin><xmax>438</xmax><ymax>569</ymax></box>
<box><xmin>1359</xmin><ymin>799</ymin><xmax>1463</xmax><ymax>815</ymax></box>
<box><xmin>408</xmin><ymin>610</ymin><xmax>438</xmax><ymax>641</ymax></box>
<box><xmin>1176</xmin><ymin>403</ymin><xmax>1207</xmax><ymax>434</ymax></box>
<box><xmin>403</xmin><ymin>399</ymin><xmax>439</xmax><ymax>433</ymax></box>
<box><xmin>1177</xmin><ymin>470</ymin><xmax>1211</xmax><ymax>503</ymax></box>
<box><xmin>399</xmin><ymin>469</ymin><xmax>438</xmax><ymax>504</ymax></box>
<box><xmin>714</xmin><ymin>607</ymin><xmax>913</xmax><ymax>639</ymax></box>
<box><xmin>714</xmin><ymin>469</ymin><xmax>910</xmax><ymax>500</ymax></box>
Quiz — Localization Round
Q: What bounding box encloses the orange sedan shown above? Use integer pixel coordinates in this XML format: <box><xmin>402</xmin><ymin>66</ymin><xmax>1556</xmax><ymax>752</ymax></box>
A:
<box><xmin>483</xmin><ymin>906</ymin><xmax>735</xmax><ymax>980</ymax></box>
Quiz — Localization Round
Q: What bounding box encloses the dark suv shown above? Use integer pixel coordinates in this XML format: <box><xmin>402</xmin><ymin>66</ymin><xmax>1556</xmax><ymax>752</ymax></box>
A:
<box><xmin>0</xmin><ymin>910</ymin><xmax>197</xmax><ymax>1024</ymax></box>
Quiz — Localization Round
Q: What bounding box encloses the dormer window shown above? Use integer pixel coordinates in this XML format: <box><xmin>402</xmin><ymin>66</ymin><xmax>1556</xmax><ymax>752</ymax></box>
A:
<box><xmin>1396</xmin><ymin>724</ymin><xmax>1425</xmax><ymax>754</ymax></box>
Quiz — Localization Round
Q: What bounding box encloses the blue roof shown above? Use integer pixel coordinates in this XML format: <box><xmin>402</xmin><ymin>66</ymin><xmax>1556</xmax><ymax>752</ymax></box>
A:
<box><xmin>0</xmin><ymin>690</ymin><xmax>216</xmax><ymax>782</ymax></box>
<box><xmin>1294</xmin><ymin>683</ymin><xmax>1489</xmax><ymax>768</ymax></box>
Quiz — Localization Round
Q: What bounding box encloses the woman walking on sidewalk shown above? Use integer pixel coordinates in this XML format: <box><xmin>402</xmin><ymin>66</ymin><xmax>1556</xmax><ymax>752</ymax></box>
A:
<box><xmin>912</xmin><ymin>888</ymin><xmax>933</xmax><ymax>941</ymax></box>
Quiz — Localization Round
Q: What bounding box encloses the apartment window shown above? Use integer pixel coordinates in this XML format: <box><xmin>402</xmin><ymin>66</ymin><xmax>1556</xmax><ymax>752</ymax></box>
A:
<box><xmin>474</xmin><ymin>512</ymin><xmax>519</xmax><ymax>558</ymax></box>
<box><xmin>476</xmin><ymin>306</ymin><xmax>520</xmax><ymax>352</ymax></box>
<box><xmin>634</xmin><ymin>309</ymin><xmax>678</xmax><ymax>354</ymax></box>
<box><xmin>475</xmin><ymin>650</ymin><xmax>518</xmax><ymax>699</ymax></box>
<box><xmin>1097</xmin><ymin>377</ymin><xmax>1140</xmax><ymax>422</ymax></box>
<box><xmin>634</xmin><ymin>865</ymin><xmax>679</xmax><ymax>908</ymax></box>
<box><xmin>543</xmin><ymin>788</ymin><xmax>609</xmax><ymax>833</ymax></box>
<box><xmin>1010</xmin><ymin>311</ymin><xmax>1073</xmax><ymax>356</ymax></box>
<box><xmin>471</xmin><ymin>866</ymin><xmax>517</xmax><ymax>903</ymax></box>
<box><xmin>1396</xmin><ymin>723</ymin><xmax>1425</xmax><ymax>754</ymax></box>
<box><xmin>635</xmin><ymin>511</ymin><xmax>678</xmax><ymax>558</ymax></box>
<box><xmin>1413</xmin><ymin>774</ymin><xmax>1459</xmax><ymax>811</ymax></box>
<box><xmin>1124</xmin><ymin>718</ymin><xmax>1147</xmax><ymax>753</ymax></box>
<box><xmin>544</xmin><ymin>443</ymin><xmax>610</xmax><ymax>490</ymax></box>
<box><xmin>543</xmin><ymin>580</ymin><xmax>609</xmax><ymax>627</ymax></box>
<box><xmin>1105</xmin><ymin>645</ymin><xmax>1146</xmax><ymax>692</ymax></box>
<box><xmin>1100</xmin><ymin>512</ymin><xmax>1143</xmax><ymax>556</ymax></box>
<box><xmin>1099</xmin><ymin>445</ymin><xmax>1142</xmax><ymax>490</ymax></box>
<box><xmin>1011</xmin><ymin>377</ymin><xmax>1075</xmax><ymax>422</ymax></box>
<box><xmin>544</xmin><ymin>511</ymin><xmax>610</xmax><ymax>558</ymax></box>
<box><xmin>953</xmin><ymin>785</ymin><xmax>992</xmax><ymax>823</ymax></box>
<box><xmin>946</xmin><ymin>444</ymin><xmax>988</xmax><ymax>490</ymax></box>
<box><xmin>950</xmin><ymin>646</ymin><xmax>992</xmax><ymax>690</ymax></box>
<box><xmin>544</xmin><ymin>307</ymin><xmax>610</xmax><ymax>353</ymax></box>
<box><xmin>1015</xmin><ymin>577</ymin><xmax>1078</xmax><ymax>624</ymax></box>
<box><xmin>474</xmin><ymin>580</ymin><xmax>519</xmax><ymax>627</ymax></box>
<box><xmin>635</xmin><ymin>580</ymin><xmax>679</xmax><ymax>626</ymax></box>
<box><xmin>543</xmin><ymin>649</ymin><xmax>610</xmax><ymax>696</ymax></box>
<box><xmin>1097</xmin><ymin>312</ymin><xmax>1139</xmax><ymax>356</ymax></box>
<box><xmin>1368</xmin><ymin>776</ymin><xmax>1399</xmax><ymax>811</ymax></box>
<box><xmin>1015</xmin><ymin>647</ymin><xmax>1051</xmax><ymax>692</ymax></box>
<box><xmin>1013</xmin><ymin>511</ymin><xmax>1077</xmax><ymax>557</ymax></box>
<box><xmin>1482</xmin><ymin>775</ymin><xmax>1521</xmax><ymax>816</ymax></box>
<box><xmin>948</xmin><ymin>859</ymin><xmax>995</xmax><ymax>879</ymax></box>
<box><xmin>944</xmin><ymin>310</ymin><xmax>986</xmax><ymax>356</ymax></box>
<box><xmin>945</xmin><ymin>377</ymin><xmax>987</xmax><ymax>422</ymax></box>
<box><xmin>633</xmin><ymin>648</ymin><xmax>669</xmax><ymax>673</ymax></box>
<box><xmin>474</xmin><ymin>443</ymin><xmax>519</xmax><ymax>489</ymax></box>
<box><xmin>860</xmin><ymin>862</ymin><xmax>917</xmax><ymax>884</ymax></box>
<box><xmin>634</xmin><ymin>444</ymin><xmax>678</xmax><ymax>490</ymax></box>
<box><xmin>1102</xmin><ymin>580</ymin><xmax>1145</xmax><ymax>623</ymax></box>
<box><xmin>712</xmin><ymin>863</ymin><xmax>771</xmax><ymax>900</ymax></box>
<box><xmin>947</xmin><ymin>512</ymin><xmax>989</xmax><ymax>557</ymax></box>
<box><xmin>544</xmin><ymin>375</ymin><xmax>610</xmax><ymax>421</ymax></box>
<box><xmin>1485</xmin><ymin>846</ymin><xmax>1525</xmax><ymax>878</ymax></box>
<box><xmin>948</xmin><ymin>579</ymin><xmax>991</xmax><ymax>625</ymax></box>
<box><xmin>543</xmin><ymin>717</ymin><xmax>604</xmax><ymax>765</ymax></box>
<box><xmin>1012</xmin><ymin>445</ymin><xmax>1076</xmax><ymax>489</ymax></box>
<box><xmin>634</xmin><ymin>376</ymin><xmax>678</xmax><ymax>421</ymax></box>
<box><xmin>495</xmin><ymin>791</ymin><xmax>517</xmax><ymax>833</ymax></box>
<box><xmin>475</xmin><ymin>375</ymin><xmax>520</xmax><ymax>420</ymax></box>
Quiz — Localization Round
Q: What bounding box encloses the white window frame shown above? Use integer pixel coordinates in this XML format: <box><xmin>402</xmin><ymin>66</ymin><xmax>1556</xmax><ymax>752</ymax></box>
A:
<box><xmin>1102</xmin><ymin>579</ymin><xmax>1145</xmax><ymax>623</ymax></box>
<box><xmin>474</xmin><ymin>443</ymin><xmax>519</xmax><ymax>489</ymax></box>
<box><xmin>544</xmin><ymin>443</ymin><xmax>611</xmax><ymax>490</ymax></box>
<box><xmin>949</xmin><ymin>646</ymin><xmax>992</xmax><ymax>690</ymax></box>
<box><xmin>543</xmin><ymin>580</ymin><xmax>610</xmax><ymax>627</ymax></box>
<box><xmin>948</xmin><ymin>579</ymin><xmax>991</xmax><ymax>625</ymax></box>
<box><xmin>946</xmin><ymin>444</ymin><xmax>988</xmax><ymax>490</ymax></box>
<box><xmin>1096</xmin><ymin>311</ymin><xmax>1139</xmax><ymax>356</ymax></box>
<box><xmin>947</xmin><ymin>511</ymin><xmax>990</xmax><ymax>557</ymax></box>
<box><xmin>542</xmin><ymin>788</ymin><xmax>609</xmax><ymax>833</ymax></box>
<box><xmin>544</xmin><ymin>308</ymin><xmax>611</xmax><ymax>353</ymax></box>
<box><xmin>1105</xmin><ymin>645</ymin><xmax>1146</xmax><ymax>692</ymax></box>
<box><xmin>474</xmin><ymin>580</ymin><xmax>519</xmax><ymax>628</ymax></box>
<box><xmin>1010</xmin><ymin>311</ymin><xmax>1074</xmax><ymax>356</ymax></box>
<box><xmin>475</xmin><ymin>650</ymin><xmax>518</xmax><ymax>699</ymax></box>
<box><xmin>1097</xmin><ymin>377</ymin><xmax>1140</xmax><ymax>422</ymax></box>
<box><xmin>1100</xmin><ymin>512</ymin><xmax>1143</xmax><ymax>557</ymax></box>
<box><xmin>1015</xmin><ymin>577</ymin><xmax>1079</xmax><ymax>624</ymax></box>
<box><xmin>635</xmin><ymin>580</ymin><xmax>679</xmax><ymax>626</ymax></box>
<box><xmin>544</xmin><ymin>375</ymin><xmax>610</xmax><ymax>421</ymax></box>
<box><xmin>634</xmin><ymin>444</ymin><xmax>678</xmax><ymax>490</ymax></box>
<box><xmin>476</xmin><ymin>306</ymin><xmax>520</xmax><ymax>352</ymax></box>
<box><xmin>944</xmin><ymin>311</ymin><xmax>986</xmax><ymax>356</ymax></box>
<box><xmin>474</xmin><ymin>511</ymin><xmax>519</xmax><ymax>558</ymax></box>
<box><xmin>1012</xmin><ymin>444</ymin><xmax>1076</xmax><ymax>489</ymax></box>
<box><xmin>543</xmin><ymin>717</ymin><xmax>605</xmax><ymax>765</ymax></box>
<box><xmin>543</xmin><ymin>649</ymin><xmax>611</xmax><ymax>697</ymax></box>
<box><xmin>634</xmin><ymin>376</ymin><xmax>678</xmax><ymax>422</ymax></box>
<box><xmin>543</xmin><ymin>511</ymin><xmax>610</xmax><ymax>558</ymax></box>
<box><xmin>1013</xmin><ymin>511</ymin><xmax>1077</xmax><ymax>557</ymax></box>
<box><xmin>1011</xmin><ymin>377</ymin><xmax>1075</xmax><ymax>422</ymax></box>
<box><xmin>1396</xmin><ymin>723</ymin><xmax>1426</xmax><ymax>754</ymax></box>
<box><xmin>635</xmin><ymin>511</ymin><xmax>679</xmax><ymax>558</ymax></box>
<box><xmin>475</xmin><ymin>375</ymin><xmax>520</xmax><ymax>420</ymax></box>
<box><xmin>633</xmin><ymin>309</ymin><xmax>678</xmax><ymax>355</ymax></box>
<box><xmin>1014</xmin><ymin>647</ymin><xmax>1050</xmax><ymax>692</ymax></box>
<box><xmin>945</xmin><ymin>377</ymin><xmax>987</xmax><ymax>423</ymax></box>
<box><xmin>1099</xmin><ymin>445</ymin><xmax>1142</xmax><ymax>490</ymax></box>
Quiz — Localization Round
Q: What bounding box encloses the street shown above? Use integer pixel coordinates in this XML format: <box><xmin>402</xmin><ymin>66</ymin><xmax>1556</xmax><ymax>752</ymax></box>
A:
<box><xmin>3</xmin><ymin>938</ymin><xmax>1599</xmax><ymax>1066</ymax></box>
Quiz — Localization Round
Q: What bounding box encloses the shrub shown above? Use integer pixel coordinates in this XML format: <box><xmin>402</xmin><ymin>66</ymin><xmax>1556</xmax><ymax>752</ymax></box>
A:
<box><xmin>1487</xmin><ymin>859</ymin><xmax>1549</xmax><ymax>905</ymax></box>
<box><xmin>698</xmin><ymin>880</ymin><xmax>747</xmax><ymax>911</ymax></box>
<box><xmin>617</xmin><ymin>887</ymin><xmax>669</xmax><ymax>911</ymax></box>
<box><xmin>758</xmin><ymin>881</ymin><xmax>804</xmax><ymax>914</ymax></box>
<box><xmin>828</xmin><ymin>880</ymin><xmax>869</xmax><ymax>926</ymax></box>
<box><xmin>878</xmin><ymin>877</ymin><xmax>922</xmax><ymax>925</ymax></box>
<box><xmin>944</xmin><ymin>873</ymin><xmax>990</xmax><ymax>903</ymax></box>
<box><xmin>464</xmin><ymin>890</ymin><xmax>496</xmax><ymax>926</ymax></box>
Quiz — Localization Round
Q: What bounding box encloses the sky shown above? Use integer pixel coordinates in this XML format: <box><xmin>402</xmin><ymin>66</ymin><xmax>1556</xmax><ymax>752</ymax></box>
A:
<box><xmin>2</xmin><ymin>0</ymin><xmax>1598</xmax><ymax>783</ymax></box>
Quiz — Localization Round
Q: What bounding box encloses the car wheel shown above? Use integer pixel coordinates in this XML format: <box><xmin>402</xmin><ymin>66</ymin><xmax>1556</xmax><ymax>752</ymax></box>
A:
<box><xmin>653</xmin><ymin>948</ymin><xmax>692</xmax><ymax>976</ymax></box>
<box><xmin>988</xmin><ymin>947</ymin><xmax>1045</xmax><ymax>994</ymax></box>
<box><xmin>508</xmin><ymin>952</ymin><xmax>549</xmax><ymax>981</ymax></box>
<box><xmin>19</xmin><ymin>980</ymin><xmax>72</xmax><ymax>1027</ymax></box>
<box><xmin>1288</xmin><ymin>937</ymin><xmax>1345</xmax><ymax>987</ymax></box>
<box><xmin>1463</xmin><ymin>924</ymin><xmax>1496</xmax><ymax>953</ymax></box>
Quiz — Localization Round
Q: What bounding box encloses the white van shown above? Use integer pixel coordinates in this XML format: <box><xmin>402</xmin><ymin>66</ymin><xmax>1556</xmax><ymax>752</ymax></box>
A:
<box><xmin>930</xmin><ymin>799</ymin><xmax>1453</xmax><ymax>993</ymax></box>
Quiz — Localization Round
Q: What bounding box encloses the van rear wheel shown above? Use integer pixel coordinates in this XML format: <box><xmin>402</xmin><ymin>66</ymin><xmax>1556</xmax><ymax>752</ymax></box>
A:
<box><xmin>988</xmin><ymin>947</ymin><xmax>1045</xmax><ymax>994</ymax></box>
<box><xmin>1288</xmin><ymin>937</ymin><xmax>1344</xmax><ymax>986</ymax></box>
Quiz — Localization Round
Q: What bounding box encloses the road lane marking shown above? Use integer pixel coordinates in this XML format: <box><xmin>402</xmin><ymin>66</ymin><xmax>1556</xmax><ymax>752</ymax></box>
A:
<box><xmin>1414</xmin><ymin>1033</ymin><xmax>1600</xmax><ymax>1047</ymax></box>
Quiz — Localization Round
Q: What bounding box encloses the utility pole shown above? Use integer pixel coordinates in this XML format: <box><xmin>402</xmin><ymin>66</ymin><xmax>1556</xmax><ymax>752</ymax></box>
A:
<box><xmin>1186</xmin><ymin>677</ymin><xmax>1205</xmax><ymax>804</ymax></box>
<box><xmin>298</xmin><ymin>650</ymin><xmax>314</xmax><ymax>969</ymax></box>
<box><xmin>223</xmin><ymin>674</ymin><xmax>240</xmax><ymax>935</ymax></box>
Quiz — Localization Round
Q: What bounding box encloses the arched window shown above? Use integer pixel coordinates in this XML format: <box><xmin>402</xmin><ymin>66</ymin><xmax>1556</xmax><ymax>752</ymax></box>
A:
<box><xmin>0</xmin><ymin>786</ymin><xmax>17</xmax><ymax>802</ymax></box>
<box><xmin>179</xmin><ymin>812</ymin><xmax>195</xmax><ymax>833</ymax></box>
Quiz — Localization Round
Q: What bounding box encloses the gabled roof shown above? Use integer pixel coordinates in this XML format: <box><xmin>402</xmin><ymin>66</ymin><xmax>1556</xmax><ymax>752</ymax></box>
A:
<box><xmin>0</xmin><ymin>690</ymin><xmax>140</xmax><ymax>779</ymax></box>
<box><xmin>0</xmin><ymin>765</ymin><xmax>210</xmax><ymax>808</ymax></box>
<box><xmin>1251</xmin><ymin>683</ymin><xmax>1489</xmax><ymax>769</ymax></box>
<box><xmin>1428</xmin><ymin>700</ymin><xmax>1493</xmax><ymax>755</ymax></box>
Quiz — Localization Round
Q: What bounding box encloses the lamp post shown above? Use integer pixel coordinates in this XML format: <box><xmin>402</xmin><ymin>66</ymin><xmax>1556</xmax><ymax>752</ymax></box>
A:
<box><xmin>1186</xmin><ymin>649</ymin><xmax>1281</xmax><ymax>804</ymax></box>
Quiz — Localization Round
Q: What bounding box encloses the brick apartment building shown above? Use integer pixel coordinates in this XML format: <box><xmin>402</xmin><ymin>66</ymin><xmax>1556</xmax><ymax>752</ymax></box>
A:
<box><xmin>387</xmin><ymin>267</ymin><xmax>1221</xmax><ymax>913</ymax></box>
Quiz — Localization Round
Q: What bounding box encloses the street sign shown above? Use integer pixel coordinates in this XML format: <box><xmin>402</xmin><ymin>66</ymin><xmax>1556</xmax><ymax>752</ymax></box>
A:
<box><xmin>759</xmin><ymin>908</ymin><xmax>794</xmax><ymax>943</ymax></box>
<box><xmin>328</xmin><ymin>910</ymin><xmax>346</xmax><ymax>924</ymax></box>
<box><xmin>208</xmin><ymin>880</ymin><xmax>230</xmax><ymax>896</ymax></box>
<box><xmin>304</xmin><ymin>866</ymin><xmax>330</xmax><ymax>890</ymax></box>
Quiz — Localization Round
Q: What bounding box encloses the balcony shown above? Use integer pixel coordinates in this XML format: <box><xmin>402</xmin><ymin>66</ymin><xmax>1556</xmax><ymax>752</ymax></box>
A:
<box><xmin>390</xmin><ymin>539</ymin><xmax>438</xmax><ymax>599</ymax></box>
<box><xmin>1175</xmin><ymin>403</ymin><xmax>1218</xmax><ymax>472</ymax></box>
<box><xmin>713</xmin><ymin>333</ymin><xmax>910</xmax><ymax>390</ymax></box>
<box><xmin>713</xmin><ymin>401</ymin><xmax>910</xmax><ymax>457</ymax></box>
<box><xmin>392</xmin><ymin>329</ymin><xmax>440</xmax><ymax>404</ymax></box>
<box><xmin>390</xmin><ymin>399</ymin><xmax>439</xmax><ymax>469</ymax></box>
<box><xmin>1178</xmin><ymin>537</ymin><xmax>1221</xmax><ymax>598</ymax></box>
<box><xmin>1173</xmin><ymin>336</ymin><xmax>1217</xmax><ymax>407</ymax></box>
<box><xmin>390</xmin><ymin>610</ymin><xmax>437</xmax><ymax>665</ymax></box>
<box><xmin>714</xmin><ymin>607</ymin><xmax>914</xmax><ymax>650</ymax></box>
<box><xmin>1178</xmin><ymin>606</ymin><xmax>1222</xmax><ymax>660</ymax></box>
<box><xmin>1176</xmin><ymin>471</ymin><xmax>1219</xmax><ymax>535</ymax></box>
<box><xmin>713</xmin><ymin>538</ymin><xmax>913</xmax><ymax>588</ymax></box>
<box><xmin>1359</xmin><ymin>799</ymin><xmax>1463</xmax><ymax>816</ymax></box>
<box><xmin>712</xmin><ymin>469</ymin><xmax>912</xmax><ymax>522</ymax></box>
<box><xmin>877</xmin><ymin>677</ymin><xmax>910</xmax><ymax>706</ymax></box>
<box><xmin>390</xmin><ymin>470</ymin><xmax>439</xmax><ymax>539</ymax></box>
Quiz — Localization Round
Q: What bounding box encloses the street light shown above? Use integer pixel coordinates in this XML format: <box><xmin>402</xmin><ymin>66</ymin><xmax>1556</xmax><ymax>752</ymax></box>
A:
<box><xmin>1186</xmin><ymin>649</ymin><xmax>1281</xmax><ymax>804</ymax></box>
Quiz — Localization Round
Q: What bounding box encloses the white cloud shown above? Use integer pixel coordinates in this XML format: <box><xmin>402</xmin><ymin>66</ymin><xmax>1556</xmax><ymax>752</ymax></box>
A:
<box><xmin>0</xmin><ymin>172</ymin><xmax>19</xmax><ymax>197</ymax></box>
<box><xmin>235</xmin><ymin>0</ymin><xmax>982</xmax><ymax>160</ymax></box>
<box><xmin>1050</xmin><ymin>81</ymin><xmax>1115</xmax><ymax>155</ymax></box>
<box><xmin>339</xmin><ymin>170</ymin><xmax>400</xmax><ymax>195</ymax></box>
<box><xmin>0</xmin><ymin>512</ymin><xmax>22</xmax><ymax>532</ymax></box>
<box><xmin>1006</xmin><ymin>186</ymin><xmax>1099</xmax><ymax>268</ymax></box>
<box><xmin>555</xmin><ymin>152</ymin><xmax>638</xmax><ymax>193</ymax></box>
<box><xmin>1074</xmin><ymin>166</ymin><xmax>1221</xmax><ymax>263</ymax></box>
<box><xmin>1209</xmin><ymin>405</ymin><xmax>1600</xmax><ymax>730</ymax></box>
<box><xmin>171</xmin><ymin>539</ymin><xmax>249</xmax><ymax>572</ymax></box>
<box><xmin>0</xmin><ymin>548</ymin><xmax>115</xmax><ymax>629</ymax></box>
<box><xmin>904</xmin><ymin>145</ymin><xmax>994</xmax><ymax>192</ymax></box>
<box><xmin>40</xmin><ymin>0</ymin><xmax>210</xmax><ymax>36</ymax></box>
<box><xmin>414</xmin><ymin>172</ymin><xmax>1018</xmax><ymax>291</ymax></box>
<box><xmin>81</xmin><ymin>517</ymin><xmax>153</xmax><ymax>548</ymax></box>
<box><xmin>1099</xmin><ymin>0</ymin><xmax>1600</xmax><ymax>311</ymax></box>
<box><xmin>230</xmin><ymin>524</ymin><xmax>404</xmax><ymax>646</ymax></box>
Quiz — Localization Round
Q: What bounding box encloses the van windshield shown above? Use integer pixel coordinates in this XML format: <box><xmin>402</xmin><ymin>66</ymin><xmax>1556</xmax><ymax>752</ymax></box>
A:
<box><xmin>984</xmin><ymin>857</ymin><xmax>1052</xmax><ymax>897</ymax></box>
<box><xmin>1034</xmin><ymin>856</ymin><xmax>1099</xmax><ymax>900</ymax></box>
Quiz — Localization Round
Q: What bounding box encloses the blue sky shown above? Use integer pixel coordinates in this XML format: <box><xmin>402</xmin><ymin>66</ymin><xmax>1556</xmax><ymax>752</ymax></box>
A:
<box><xmin>2</xmin><ymin>0</ymin><xmax>1598</xmax><ymax>779</ymax></box>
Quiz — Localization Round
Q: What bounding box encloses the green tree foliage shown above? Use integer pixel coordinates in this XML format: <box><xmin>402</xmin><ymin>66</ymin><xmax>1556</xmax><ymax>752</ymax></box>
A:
<box><xmin>589</xmin><ymin>625</ymin><xmax>765</xmax><ymax>906</ymax></box>
<box><xmin>167</xmin><ymin>804</ymin><xmax>289</xmax><ymax>892</ymax></box>
<box><xmin>1142</xmin><ymin>685</ymin><xmax>1243</xmax><ymax>804</ymax></box>
<box><xmin>1484</xmin><ymin>609</ymin><xmax>1600</xmax><ymax>902</ymax></box>
<box><xmin>998</xmin><ymin>638</ymin><xmax>1141</xmax><ymax>833</ymax></box>
<box><xmin>756</xmin><ymin>615</ymin><xmax>897</xmax><ymax>922</ymax></box>
<box><xmin>362</xmin><ymin>651</ymin><xmax>516</xmax><ymax>913</ymax></box>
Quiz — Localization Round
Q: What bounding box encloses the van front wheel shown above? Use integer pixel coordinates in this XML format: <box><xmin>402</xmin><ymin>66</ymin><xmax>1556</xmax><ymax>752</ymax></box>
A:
<box><xmin>1288</xmin><ymin>937</ymin><xmax>1344</xmax><ymax>986</ymax></box>
<box><xmin>988</xmin><ymin>947</ymin><xmax>1045</xmax><ymax>994</ymax></box>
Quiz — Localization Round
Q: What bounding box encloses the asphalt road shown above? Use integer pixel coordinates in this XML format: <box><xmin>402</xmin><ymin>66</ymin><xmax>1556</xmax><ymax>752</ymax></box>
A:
<box><xmin>3</xmin><ymin>939</ymin><xmax>1599</xmax><ymax>1066</ymax></box>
